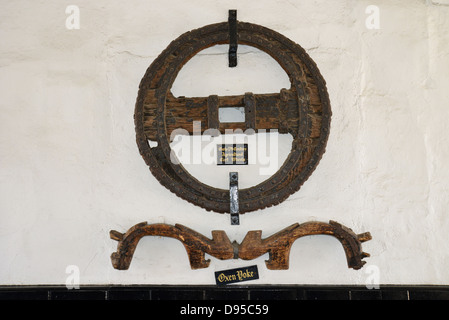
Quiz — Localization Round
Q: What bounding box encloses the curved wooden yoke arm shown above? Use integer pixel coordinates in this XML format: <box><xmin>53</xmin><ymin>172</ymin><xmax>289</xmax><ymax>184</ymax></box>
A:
<box><xmin>238</xmin><ymin>220</ymin><xmax>371</xmax><ymax>270</ymax></box>
<box><xmin>110</xmin><ymin>221</ymin><xmax>371</xmax><ymax>271</ymax></box>
<box><xmin>110</xmin><ymin>222</ymin><xmax>234</xmax><ymax>270</ymax></box>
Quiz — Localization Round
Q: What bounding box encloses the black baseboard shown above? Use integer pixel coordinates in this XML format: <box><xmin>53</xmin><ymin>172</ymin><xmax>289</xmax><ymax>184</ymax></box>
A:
<box><xmin>0</xmin><ymin>284</ymin><xmax>448</xmax><ymax>300</ymax></box>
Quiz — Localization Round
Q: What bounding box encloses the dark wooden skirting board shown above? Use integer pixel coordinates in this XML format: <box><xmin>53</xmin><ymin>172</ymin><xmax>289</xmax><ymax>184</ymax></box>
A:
<box><xmin>1</xmin><ymin>285</ymin><xmax>448</xmax><ymax>300</ymax></box>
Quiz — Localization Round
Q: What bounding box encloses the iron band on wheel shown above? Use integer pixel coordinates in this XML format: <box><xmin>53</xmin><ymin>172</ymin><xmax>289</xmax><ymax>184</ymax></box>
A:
<box><xmin>134</xmin><ymin>20</ymin><xmax>332</xmax><ymax>214</ymax></box>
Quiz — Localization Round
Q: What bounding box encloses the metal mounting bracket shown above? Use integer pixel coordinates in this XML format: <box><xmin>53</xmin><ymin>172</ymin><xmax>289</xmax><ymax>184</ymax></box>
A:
<box><xmin>229</xmin><ymin>172</ymin><xmax>240</xmax><ymax>225</ymax></box>
<box><xmin>228</xmin><ymin>9</ymin><xmax>238</xmax><ymax>67</ymax></box>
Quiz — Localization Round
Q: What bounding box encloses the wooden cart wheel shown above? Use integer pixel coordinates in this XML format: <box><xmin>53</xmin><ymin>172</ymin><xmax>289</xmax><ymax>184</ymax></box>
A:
<box><xmin>134</xmin><ymin>20</ymin><xmax>331</xmax><ymax>214</ymax></box>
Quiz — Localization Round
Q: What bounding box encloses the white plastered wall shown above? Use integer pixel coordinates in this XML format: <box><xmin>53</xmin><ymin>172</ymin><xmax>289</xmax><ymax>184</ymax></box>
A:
<box><xmin>0</xmin><ymin>0</ymin><xmax>448</xmax><ymax>285</ymax></box>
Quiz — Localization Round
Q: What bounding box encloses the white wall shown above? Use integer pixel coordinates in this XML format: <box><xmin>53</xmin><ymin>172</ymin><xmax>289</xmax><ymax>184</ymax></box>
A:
<box><xmin>1</xmin><ymin>0</ymin><xmax>448</xmax><ymax>286</ymax></box>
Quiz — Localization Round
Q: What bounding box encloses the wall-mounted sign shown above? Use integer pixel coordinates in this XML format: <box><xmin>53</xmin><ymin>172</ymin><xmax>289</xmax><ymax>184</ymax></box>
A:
<box><xmin>215</xmin><ymin>265</ymin><xmax>259</xmax><ymax>285</ymax></box>
<box><xmin>217</xmin><ymin>144</ymin><xmax>248</xmax><ymax>165</ymax></box>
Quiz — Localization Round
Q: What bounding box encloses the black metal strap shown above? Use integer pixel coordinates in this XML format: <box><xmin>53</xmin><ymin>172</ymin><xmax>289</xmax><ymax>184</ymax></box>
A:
<box><xmin>229</xmin><ymin>172</ymin><xmax>239</xmax><ymax>225</ymax></box>
<box><xmin>228</xmin><ymin>9</ymin><xmax>238</xmax><ymax>67</ymax></box>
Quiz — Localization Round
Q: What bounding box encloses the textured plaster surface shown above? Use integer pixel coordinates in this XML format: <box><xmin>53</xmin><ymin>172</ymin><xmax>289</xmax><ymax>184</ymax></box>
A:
<box><xmin>0</xmin><ymin>0</ymin><xmax>448</xmax><ymax>285</ymax></box>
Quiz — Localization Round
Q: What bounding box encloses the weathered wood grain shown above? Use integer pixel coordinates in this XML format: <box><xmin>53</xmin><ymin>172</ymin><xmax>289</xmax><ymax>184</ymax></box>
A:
<box><xmin>110</xmin><ymin>222</ymin><xmax>234</xmax><ymax>270</ymax></box>
<box><xmin>110</xmin><ymin>221</ymin><xmax>371</xmax><ymax>270</ymax></box>
<box><xmin>239</xmin><ymin>220</ymin><xmax>372</xmax><ymax>270</ymax></box>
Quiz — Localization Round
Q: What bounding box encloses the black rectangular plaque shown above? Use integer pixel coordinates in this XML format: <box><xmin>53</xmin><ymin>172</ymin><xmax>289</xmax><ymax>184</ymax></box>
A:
<box><xmin>215</xmin><ymin>265</ymin><xmax>259</xmax><ymax>285</ymax></box>
<box><xmin>217</xmin><ymin>144</ymin><xmax>248</xmax><ymax>165</ymax></box>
